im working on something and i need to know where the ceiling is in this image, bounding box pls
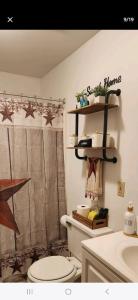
[0,30,98,78]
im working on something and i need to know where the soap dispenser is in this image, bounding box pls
[124,201,136,235]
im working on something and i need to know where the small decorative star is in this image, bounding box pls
[30,249,39,263]
[0,105,14,122]
[10,258,23,274]
[88,158,99,178]
[23,102,36,118]
[43,111,55,126]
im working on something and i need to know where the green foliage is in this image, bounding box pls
[75,90,86,102]
[75,84,109,102]
[92,84,108,97]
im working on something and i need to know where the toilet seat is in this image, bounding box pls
[27,256,77,283]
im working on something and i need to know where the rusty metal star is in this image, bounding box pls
[43,111,55,126]
[0,105,14,122]
[23,102,36,118]
[0,178,31,234]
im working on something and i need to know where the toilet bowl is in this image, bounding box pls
[27,215,113,282]
[27,256,81,283]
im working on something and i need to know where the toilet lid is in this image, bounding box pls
[29,256,75,281]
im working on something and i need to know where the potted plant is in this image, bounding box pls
[92,84,109,104]
[75,90,89,107]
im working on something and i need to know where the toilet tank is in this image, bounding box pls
[67,222,91,261]
[61,215,113,262]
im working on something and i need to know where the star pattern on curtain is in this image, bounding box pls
[0,105,14,122]
[30,249,40,263]
[10,258,23,274]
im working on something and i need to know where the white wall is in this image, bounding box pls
[0,71,41,126]
[0,31,138,232]
[0,71,40,96]
[41,30,138,231]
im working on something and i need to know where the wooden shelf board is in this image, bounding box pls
[67,147,116,150]
[68,103,118,114]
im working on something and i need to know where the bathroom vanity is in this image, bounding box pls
[81,231,138,282]
[81,246,124,282]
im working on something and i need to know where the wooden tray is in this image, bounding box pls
[72,210,108,229]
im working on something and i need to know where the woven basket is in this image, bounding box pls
[72,210,108,229]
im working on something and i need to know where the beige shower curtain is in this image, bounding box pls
[0,125,67,281]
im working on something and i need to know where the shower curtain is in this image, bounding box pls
[0,96,67,281]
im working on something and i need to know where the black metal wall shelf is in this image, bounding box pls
[67,89,121,163]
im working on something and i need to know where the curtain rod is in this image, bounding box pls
[0,91,65,104]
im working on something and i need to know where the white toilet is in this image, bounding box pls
[27,215,112,282]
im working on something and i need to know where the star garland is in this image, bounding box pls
[43,110,56,126]
[0,97,63,125]
[23,102,36,118]
[0,105,14,122]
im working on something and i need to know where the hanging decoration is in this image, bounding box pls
[0,93,64,127]
[43,109,56,126]
[0,105,14,122]
[87,157,99,179]
[23,102,36,118]
[0,178,31,233]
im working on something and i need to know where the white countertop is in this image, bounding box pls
[81,231,138,282]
